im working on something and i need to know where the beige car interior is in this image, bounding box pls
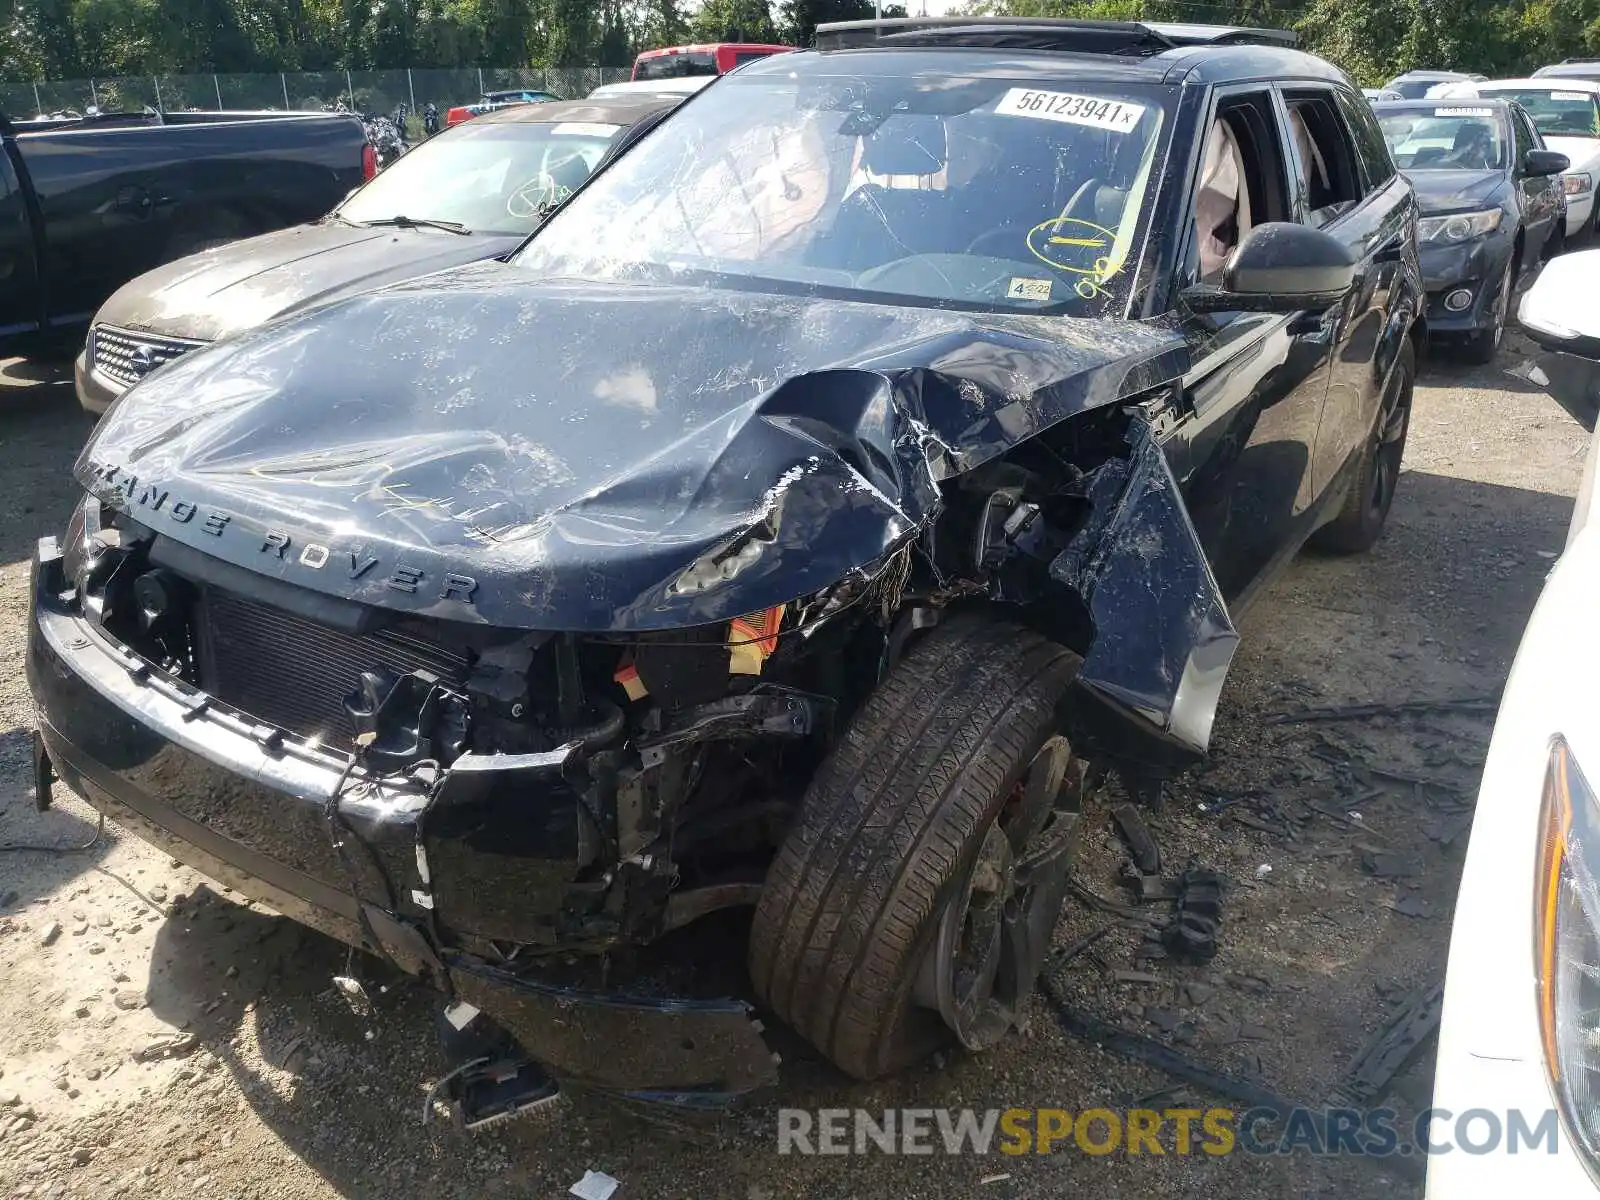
[1196,116,1252,279]
[1288,104,1334,222]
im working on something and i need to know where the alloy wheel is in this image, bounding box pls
[913,736,1084,1051]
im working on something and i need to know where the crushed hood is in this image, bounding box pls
[1404,169,1508,213]
[79,266,1188,630]
[92,222,523,342]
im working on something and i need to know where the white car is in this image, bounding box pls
[1433,77,1600,238]
[1428,249,1600,1196]
[586,76,715,101]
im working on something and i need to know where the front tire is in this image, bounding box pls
[749,617,1083,1080]
[1460,254,1515,365]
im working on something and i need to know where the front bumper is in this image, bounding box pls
[1426,1042,1591,1197]
[1567,190,1595,238]
[26,537,777,1100]
[1421,235,1516,337]
[74,351,123,416]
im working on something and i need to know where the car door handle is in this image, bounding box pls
[1288,305,1342,341]
[114,185,152,214]
[1372,237,1403,264]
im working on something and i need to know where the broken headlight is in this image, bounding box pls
[61,494,133,625]
[1536,737,1600,1172]
[61,494,94,600]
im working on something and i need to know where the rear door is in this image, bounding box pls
[16,122,178,330]
[1281,85,1409,506]
[1170,86,1336,608]
[0,133,42,340]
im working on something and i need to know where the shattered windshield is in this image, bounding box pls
[514,71,1174,314]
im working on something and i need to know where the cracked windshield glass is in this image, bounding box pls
[514,70,1173,314]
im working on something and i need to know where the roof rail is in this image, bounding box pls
[813,16,1297,54]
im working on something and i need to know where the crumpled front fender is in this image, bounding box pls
[1051,421,1239,765]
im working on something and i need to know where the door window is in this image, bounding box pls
[1335,90,1397,190]
[1192,92,1291,284]
[1510,107,1536,165]
[1283,92,1364,228]
[1518,108,1546,152]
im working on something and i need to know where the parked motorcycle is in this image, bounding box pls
[360,113,409,170]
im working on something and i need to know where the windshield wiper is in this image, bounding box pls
[359,215,471,235]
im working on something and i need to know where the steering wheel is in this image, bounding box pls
[964,227,1032,257]
[1059,177,1109,224]
[506,174,570,220]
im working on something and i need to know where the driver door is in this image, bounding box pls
[1512,106,1562,262]
[1169,86,1335,610]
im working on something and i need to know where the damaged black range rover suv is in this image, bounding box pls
[29,18,1423,1120]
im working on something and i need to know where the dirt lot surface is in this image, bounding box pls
[0,338,1591,1200]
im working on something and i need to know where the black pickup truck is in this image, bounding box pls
[0,109,369,355]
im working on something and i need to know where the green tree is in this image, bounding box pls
[692,0,778,43]
[542,0,597,65]
[779,0,909,46]
[632,0,689,48]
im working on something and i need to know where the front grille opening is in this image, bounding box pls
[193,588,470,750]
[90,324,208,389]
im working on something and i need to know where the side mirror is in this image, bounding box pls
[1182,222,1358,314]
[1524,148,1571,177]
[1520,246,1600,360]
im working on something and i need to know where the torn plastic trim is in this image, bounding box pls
[1051,418,1238,760]
[446,957,778,1098]
[34,547,781,1103]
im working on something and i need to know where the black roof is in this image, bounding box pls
[804,17,1347,87]
[472,95,681,127]
[813,17,1295,53]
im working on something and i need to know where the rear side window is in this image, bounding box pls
[637,53,717,80]
[1335,90,1397,189]
[1283,92,1364,228]
[1388,79,1436,100]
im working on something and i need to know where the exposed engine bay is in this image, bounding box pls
[63,397,1200,945]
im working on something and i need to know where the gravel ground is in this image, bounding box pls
[0,337,1590,1200]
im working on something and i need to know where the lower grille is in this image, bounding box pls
[194,589,470,749]
[89,324,209,389]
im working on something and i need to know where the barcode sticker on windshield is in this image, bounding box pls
[995,88,1146,133]
[1434,107,1493,117]
[1554,92,1590,101]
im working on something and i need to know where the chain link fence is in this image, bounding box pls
[1,67,631,134]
